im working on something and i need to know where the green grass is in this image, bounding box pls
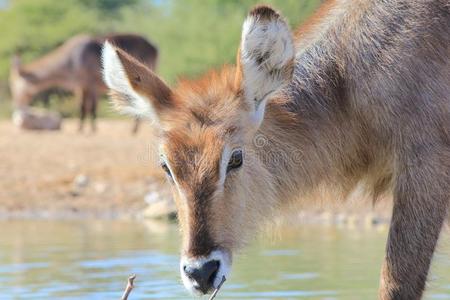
[0,99,12,119]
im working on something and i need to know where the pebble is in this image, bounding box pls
[73,174,90,189]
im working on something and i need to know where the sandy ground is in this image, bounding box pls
[0,119,166,219]
[0,118,393,225]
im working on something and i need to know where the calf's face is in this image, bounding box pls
[163,119,245,294]
[102,5,294,295]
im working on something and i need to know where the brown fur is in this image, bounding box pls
[112,48,173,114]
[294,0,337,40]
[9,33,158,132]
[105,1,450,299]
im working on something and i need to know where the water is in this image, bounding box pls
[0,220,449,300]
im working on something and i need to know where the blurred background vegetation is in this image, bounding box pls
[0,0,321,118]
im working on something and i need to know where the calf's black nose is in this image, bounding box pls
[184,260,219,294]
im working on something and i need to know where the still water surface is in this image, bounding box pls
[0,220,449,300]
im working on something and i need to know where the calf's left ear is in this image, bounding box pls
[237,5,295,126]
[102,41,174,123]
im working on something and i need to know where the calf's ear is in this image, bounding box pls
[102,41,174,123]
[237,5,295,126]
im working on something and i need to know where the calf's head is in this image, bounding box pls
[102,6,294,295]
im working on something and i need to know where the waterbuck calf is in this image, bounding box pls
[10,33,158,132]
[102,1,450,299]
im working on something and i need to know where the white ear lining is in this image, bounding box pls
[101,41,156,120]
[102,41,130,95]
[240,11,294,125]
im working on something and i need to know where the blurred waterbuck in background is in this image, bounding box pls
[102,1,449,299]
[10,33,158,132]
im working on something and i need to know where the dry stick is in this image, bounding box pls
[121,274,136,300]
[208,276,226,300]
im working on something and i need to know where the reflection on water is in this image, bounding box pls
[0,220,448,299]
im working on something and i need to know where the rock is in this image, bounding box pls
[94,182,108,194]
[144,191,161,205]
[142,197,176,220]
[69,190,80,197]
[142,181,176,220]
[321,211,334,224]
[335,213,347,224]
[73,174,90,189]
[12,107,62,130]
[69,174,90,197]
[364,213,376,228]
[346,214,359,229]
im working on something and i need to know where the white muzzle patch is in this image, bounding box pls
[180,249,231,295]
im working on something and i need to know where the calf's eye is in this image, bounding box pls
[227,149,243,173]
[161,162,172,178]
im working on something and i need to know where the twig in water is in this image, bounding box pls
[121,274,136,300]
[208,276,226,300]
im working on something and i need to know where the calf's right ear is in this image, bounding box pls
[237,5,294,127]
[101,41,174,123]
